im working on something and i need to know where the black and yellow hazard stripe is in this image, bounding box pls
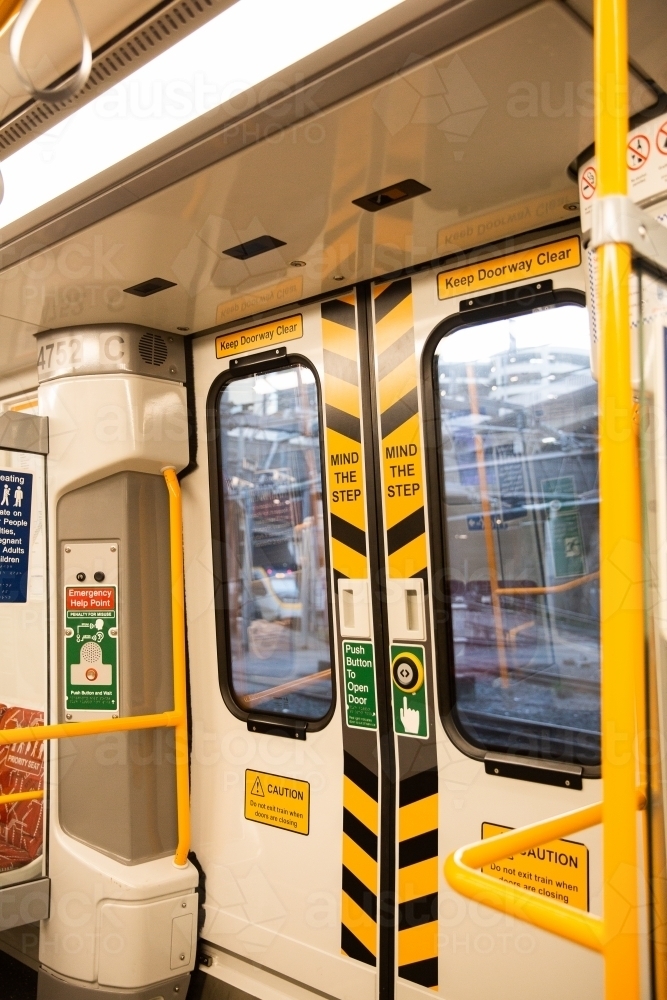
[322,293,367,583]
[321,294,379,967]
[341,750,379,964]
[398,767,439,988]
[373,278,439,989]
[374,278,427,582]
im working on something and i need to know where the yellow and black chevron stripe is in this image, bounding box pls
[321,294,379,967]
[374,278,427,583]
[322,293,368,583]
[373,278,439,989]
[398,767,439,988]
[341,750,379,965]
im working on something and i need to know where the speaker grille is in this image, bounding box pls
[138,332,168,366]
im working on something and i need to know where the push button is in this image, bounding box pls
[94,571,105,582]
[392,652,424,693]
[76,572,86,582]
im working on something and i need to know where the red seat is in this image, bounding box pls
[0,706,44,873]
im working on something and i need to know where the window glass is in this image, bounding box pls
[434,304,599,764]
[218,364,332,721]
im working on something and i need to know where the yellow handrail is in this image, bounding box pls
[445,791,647,954]
[446,2,644,993]
[163,466,191,868]
[0,468,191,868]
[0,789,44,807]
[496,571,599,596]
[0,0,20,38]
[445,803,604,952]
[595,0,643,998]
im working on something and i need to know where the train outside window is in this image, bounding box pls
[433,303,600,765]
[217,363,332,721]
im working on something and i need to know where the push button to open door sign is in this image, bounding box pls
[391,644,428,739]
[65,586,118,713]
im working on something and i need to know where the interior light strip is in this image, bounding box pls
[0,0,405,230]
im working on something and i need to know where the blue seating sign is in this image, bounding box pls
[0,470,33,603]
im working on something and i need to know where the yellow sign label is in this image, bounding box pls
[215,314,303,360]
[245,769,310,835]
[216,276,303,325]
[437,236,581,301]
[482,822,589,911]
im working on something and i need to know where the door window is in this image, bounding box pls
[216,363,333,721]
[431,303,600,765]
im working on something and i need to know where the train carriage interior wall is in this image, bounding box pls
[0,0,663,999]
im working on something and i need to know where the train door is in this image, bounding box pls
[370,231,604,1000]
[186,293,394,998]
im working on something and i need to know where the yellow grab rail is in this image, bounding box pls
[446,2,644,997]
[164,466,191,868]
[0,789,44,807]
[0,0,20,37]
[445,792,647,954]
[595,0,643,996]
[0,468,191,867]
[445,803,604,952]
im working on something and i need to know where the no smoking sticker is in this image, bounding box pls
[657,121,667,156]
[627,134,650,171]
[580,166,596,200]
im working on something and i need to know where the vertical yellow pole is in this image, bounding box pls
[467,367,509,686]
[594,1,642,997]
[163,466,191,868]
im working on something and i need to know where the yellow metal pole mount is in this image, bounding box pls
[594,0,642,996]
[163,466,191,868]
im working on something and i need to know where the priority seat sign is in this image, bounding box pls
[0,470,32,603]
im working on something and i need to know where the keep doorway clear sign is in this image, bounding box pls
[343,640,378,730]
[0,470,32,603]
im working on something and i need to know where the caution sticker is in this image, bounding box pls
[482,822,589,911]
[215,314,303,359]
[245,769,310,835]
[437,236,581,300]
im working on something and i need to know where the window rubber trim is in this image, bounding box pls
[206,352,337,732]
[420,287,601,777]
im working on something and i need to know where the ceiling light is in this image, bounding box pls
[333,274,345,281]
[223,235,286,260]
[353,178,431,213]
[0,0,406,230]
[124,277,176,297]
[290,260,307,267]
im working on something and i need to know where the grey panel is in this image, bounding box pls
[36,326,185,384]
[37,967,190,1000]
[0,411,48,455]
[0,921,40,969]
[0,879,49,930]
[188,970,258,1000]
[57,472,177,864]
